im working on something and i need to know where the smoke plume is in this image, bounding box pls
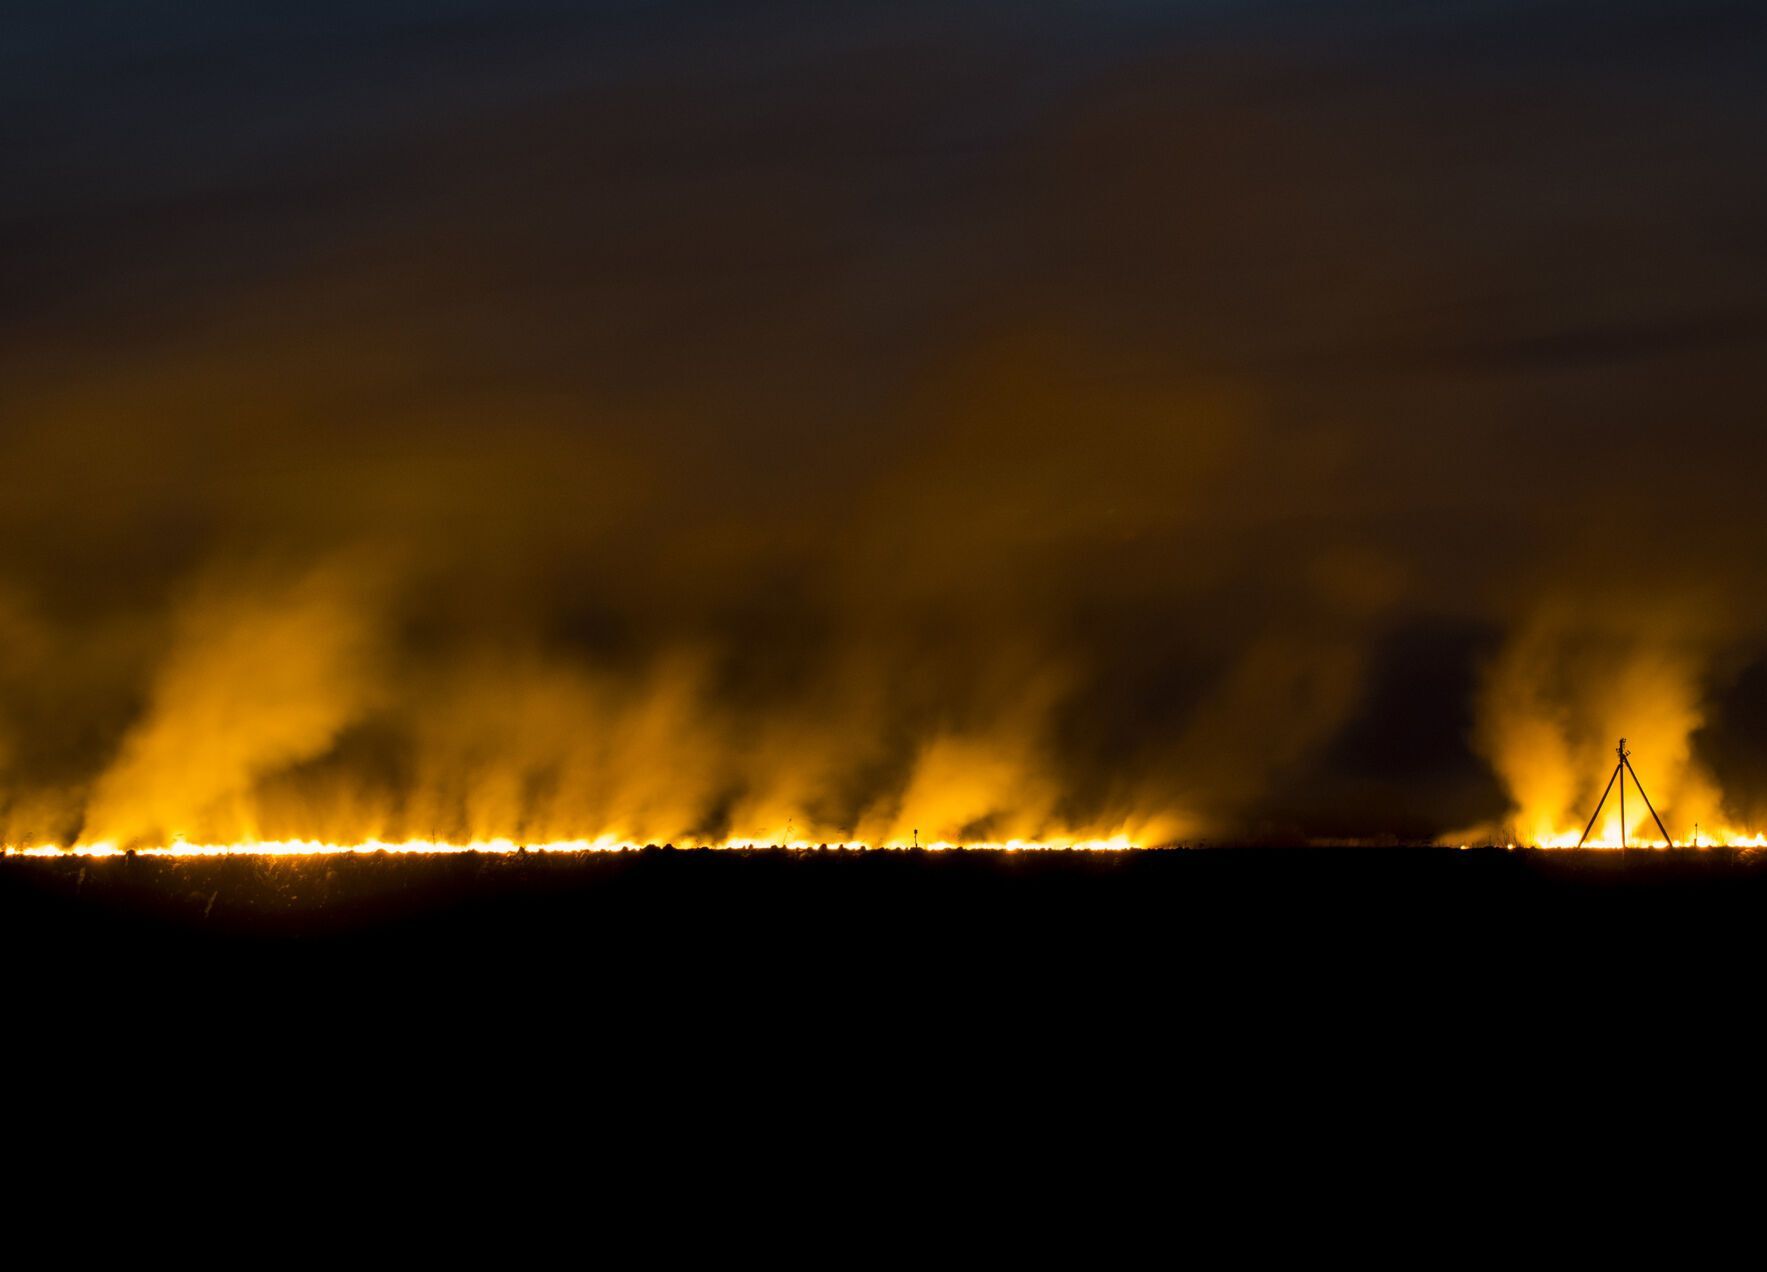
[4,4,1767,846]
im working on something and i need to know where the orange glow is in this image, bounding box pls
[5,834,1145,857]
[1461,605,1748,851]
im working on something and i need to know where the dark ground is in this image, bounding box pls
[9,844,1758,1109]
[7,846,1756,1198]
[8,845,1763,1017]
[10,842,1767,948]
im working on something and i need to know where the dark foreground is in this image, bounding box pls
[8,846,1758,1170]
[9,842,1767,946]
[9,844,1766,985]
[10,846,1763,1071]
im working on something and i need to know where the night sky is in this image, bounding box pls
[5,1,1767,847]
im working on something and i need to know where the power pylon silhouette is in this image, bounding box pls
[1576,737,1674,848]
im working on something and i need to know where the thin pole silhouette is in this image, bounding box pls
[1576,738,1675,848]
[1576,757,1621,849]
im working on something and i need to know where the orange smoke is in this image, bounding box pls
[1,563,1184,854]
[1469,606,1734,847]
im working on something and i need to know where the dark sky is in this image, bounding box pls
[4,1,1767,846]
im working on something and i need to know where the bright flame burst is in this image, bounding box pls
[3,835,1144,858]
[1527,826,1767,850]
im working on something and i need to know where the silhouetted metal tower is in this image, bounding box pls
[1576,738,1675,848]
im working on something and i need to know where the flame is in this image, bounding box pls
[0,566,1191,855]
[1462,602,1755,850]
[1528,821,1767,850]
[5,834,1145,857]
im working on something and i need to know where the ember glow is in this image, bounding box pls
[6,835,1145,857]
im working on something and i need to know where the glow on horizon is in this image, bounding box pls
[3,834,1147,857]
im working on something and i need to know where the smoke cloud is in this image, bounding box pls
[1472,607,1729,845]
[4,3,1767,846]
[80,561,386,846]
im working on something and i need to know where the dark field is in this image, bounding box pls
[9,847,1755,1111]
[10,844,1767,965]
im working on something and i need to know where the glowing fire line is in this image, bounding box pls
[3,835,1145,857]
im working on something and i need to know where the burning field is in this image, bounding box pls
[3,570,1767,856]
[8,5,1767,864]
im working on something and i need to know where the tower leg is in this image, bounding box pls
[1623,757,1676,847]
[1576,761,1623,849]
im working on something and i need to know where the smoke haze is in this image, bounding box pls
[5,2,1767,846]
